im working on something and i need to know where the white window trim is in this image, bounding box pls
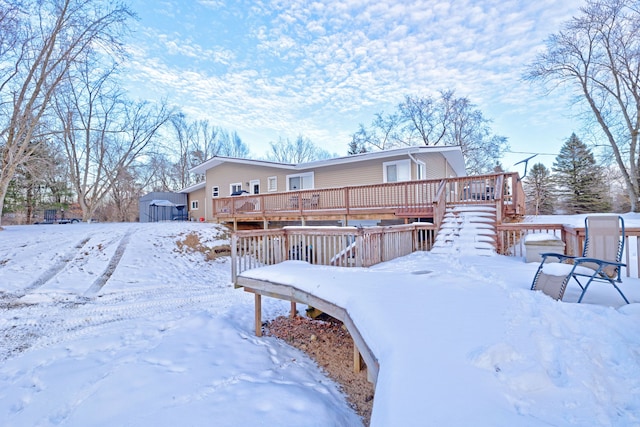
[383,159,411,183]
[417,160,426,180]
[230,182,242,195]
[267,176,277,192]
[190,200,199,210]
[212,186,219,198]
[249,179,260,194]
[286,172,314,191]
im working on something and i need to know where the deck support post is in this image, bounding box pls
[290,301,297,318]
[353,344,362,373]
[255,293,262,337]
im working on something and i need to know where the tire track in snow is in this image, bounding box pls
[84,228,133,296]
[20,237,91,295]
[0,279,246,362]
[0,289,227,361]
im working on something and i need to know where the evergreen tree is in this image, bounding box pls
[552,133,611,213]
[523,163,554,215]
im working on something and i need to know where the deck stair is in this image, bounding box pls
[431,205,497,256]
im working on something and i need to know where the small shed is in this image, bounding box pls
[139,192,188,222]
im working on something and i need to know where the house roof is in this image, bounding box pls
[300,146,466,174]
[189,146,466,176]
[189,157,295,175]
[178,181,206,194]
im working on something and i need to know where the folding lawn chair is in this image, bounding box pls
[531,215,628,304]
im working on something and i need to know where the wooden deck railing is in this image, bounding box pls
[496,223,566,257]
[215,172,526,221]
[233,221,640,281]
[497,223,640,279]
[231,223,437,283]
[439,173,524,218]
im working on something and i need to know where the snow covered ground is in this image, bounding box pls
[1,218,639,426]
[0,223,360,426]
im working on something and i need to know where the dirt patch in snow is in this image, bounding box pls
[175,232,230,261]
[265,315,375,426]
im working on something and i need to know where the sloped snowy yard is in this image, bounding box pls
[0,223,360,426]
[1,219,639,426]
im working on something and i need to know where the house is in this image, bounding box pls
[182,146,466,226]
[179,182,206,221]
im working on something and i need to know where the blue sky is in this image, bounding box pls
[123,0,585,172]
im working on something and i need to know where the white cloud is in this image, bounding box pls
[124,0,585,157]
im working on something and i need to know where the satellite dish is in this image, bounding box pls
[514,154,538,180]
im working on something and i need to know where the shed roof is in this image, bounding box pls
[149,199,185,207]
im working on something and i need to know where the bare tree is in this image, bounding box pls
[53,57,173,221]
[168,114,194,190]
[399,93,450,146]
[167,115,220,189]
[351,91,508,173]
[218,130,250,158]
[526,0,640,211]
[352,112,402,151]
[444,96,509,175]
[190,119,220,166]
[0,0,133,227]
[141,152,176,192]
[267,135,333,163]
[108,165,143,222]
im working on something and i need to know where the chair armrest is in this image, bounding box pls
[573,257,626,281]
[573,257,626,267]
[540,252,573,262]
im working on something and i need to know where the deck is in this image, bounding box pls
[214,172,525,227]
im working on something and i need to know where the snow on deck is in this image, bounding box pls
[240,252,640,427]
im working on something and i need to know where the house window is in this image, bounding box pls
[230,183,242,195]
[267,176,277,192]
[417,161,426,180]
[387,164,398,182]
[250,179,260,194]
[286,172,314,191]
[212,186,219,198]
[383,160,411,183]
[190,200,199,210]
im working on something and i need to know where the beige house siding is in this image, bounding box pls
[206,163,292,197]
[307,160,381,188]
[303,153,457,188]
[187,186,206,220]
[203,153,459,199]
[413,152,456,179]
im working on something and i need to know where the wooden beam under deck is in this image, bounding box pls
[238,276,379,384]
